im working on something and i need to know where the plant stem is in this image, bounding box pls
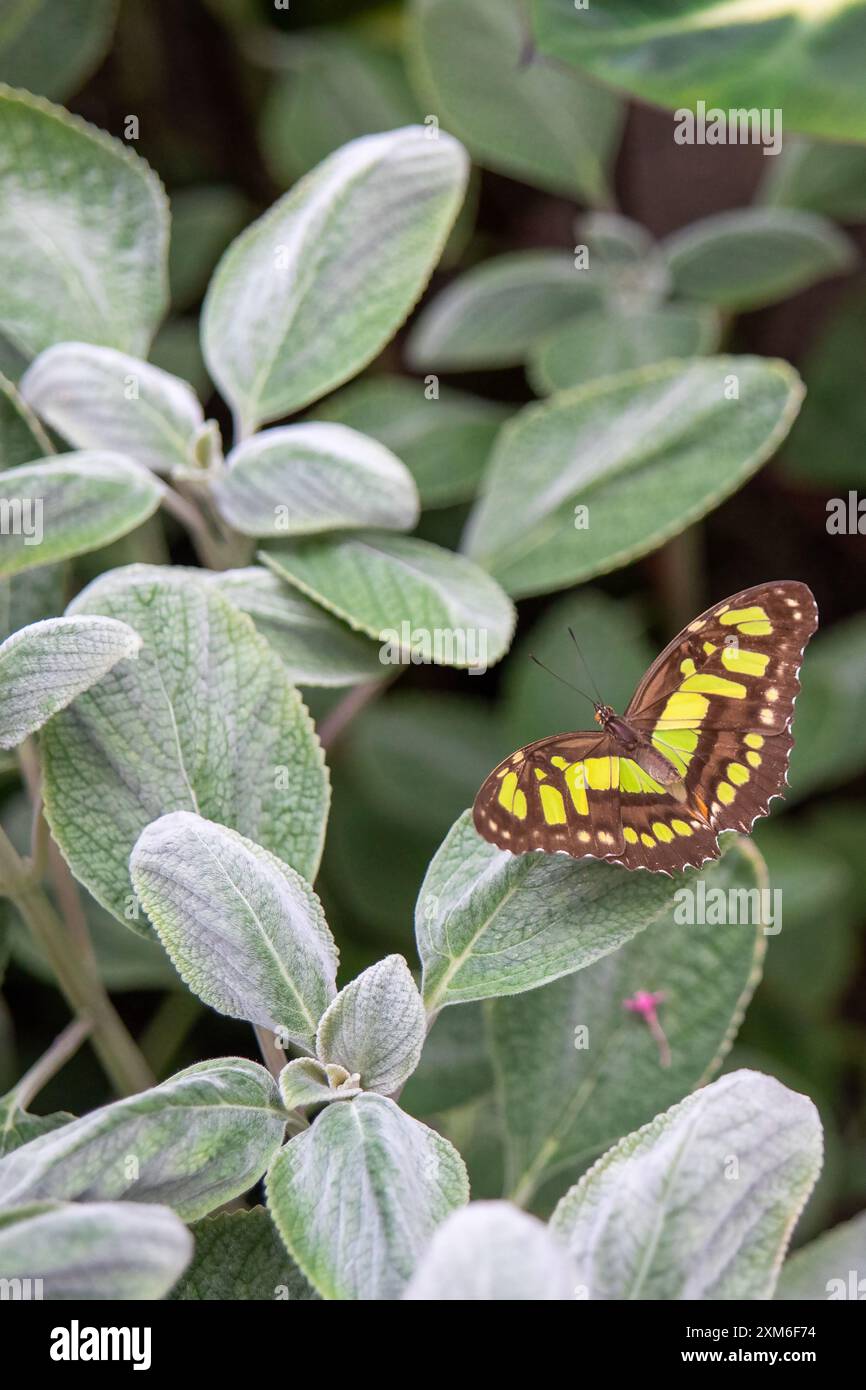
[12,1018,92,1111]
[0,827,154,1097]
[318,677,393,751]
[254,1024,285,1081]
[160,482,229,570]
[139,992,203,1079]
[20,741,95,961]
[161,478,255,571]
[253,1026,307,1136]
[28,785,49,883]
[231,406,250,447]
[509,1142,559,1210]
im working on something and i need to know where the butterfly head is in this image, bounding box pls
[594,703,616,727]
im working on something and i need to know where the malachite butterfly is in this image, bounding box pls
[473,581,818,874]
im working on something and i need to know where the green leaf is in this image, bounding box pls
[316,955,426,1095]
[490,841,766,1208]
[576,212,671,311]
[0,370,53,467]
[0,1200,192,1301]
[170,1206,318,1301]
[313,374,509,509]
[408,0,621,203]
[775,1211,866,1300]
[213,423,419,538]
[0,334,28,384]
[21,343,206,475]
[0,1,118,102]
[262,532,515,670]
[319,691,508,942]
[400,1003,493,1117]
[258,29,420,186]
[753,820,857,1018]
[405,252,601,371]
[202,126,469,432]
[528,304,720,395]
[403,1200,577,1300]
[168,184,252,312]
[663,209,856,311]
[532,0,866,144]
[131,811,338,1045]
[266,1093,468,1300]
[786,613,866,801]
[462,356,803,599]
[720,1044,843,1247]
[807,801,866,920]
[0,1057,287,1220]
[439,164,480,270]
[0,85,168,359]
[418,810,719,1011]
[578,211,656,268]
[0,615,141,749]
[41,566,329,925]
[760,136,866,221]
[550,1069,823,1300]
[435,1093,504,1199]
[0,452,163,578]
[1,789,179,992]
[782,289,866,488]
[0,562,65,645]
[0,1100,74,1159]
[279,1057,361,1110]
[204,566,382,688]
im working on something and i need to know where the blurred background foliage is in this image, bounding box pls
[1,0,865,1240]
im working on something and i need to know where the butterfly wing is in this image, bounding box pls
[472,730,625,858]
[625,580,818,839]
[473,581,818,875]
[603,758,722,873]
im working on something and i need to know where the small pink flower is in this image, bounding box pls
[623,989,671,1067]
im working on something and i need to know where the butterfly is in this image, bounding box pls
[473,581,818,874]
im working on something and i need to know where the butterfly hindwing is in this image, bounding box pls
[473,732,624,858]
[474,736,718,870]
[615,811,721,873]
[607,759,720,872]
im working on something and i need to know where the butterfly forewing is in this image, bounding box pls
[625,581,818,845]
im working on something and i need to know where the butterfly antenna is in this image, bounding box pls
[567,626,604,705]
[529,654,597,711]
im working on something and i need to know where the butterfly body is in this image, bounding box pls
[473,581,818,874]
[594,705,687,794]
